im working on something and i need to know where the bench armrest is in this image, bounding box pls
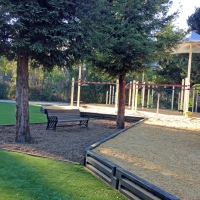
[40,107,46,114]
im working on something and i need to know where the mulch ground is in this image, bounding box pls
[0,120,131,164]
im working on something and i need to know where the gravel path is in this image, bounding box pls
[90,107,200,200]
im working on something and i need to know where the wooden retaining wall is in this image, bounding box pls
[85,150,180,200]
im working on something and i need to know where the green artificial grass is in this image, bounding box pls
[0,150,126,200]
[0,102,46,125]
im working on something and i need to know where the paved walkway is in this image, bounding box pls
[0,100,69,106]
[1,100,199,118]
[79,103,200,119]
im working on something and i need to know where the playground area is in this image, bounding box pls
[79,103,200,130]
[70,77,200,119]
[93,121,200,200]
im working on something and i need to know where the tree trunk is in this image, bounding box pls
[15,53,31,143]
[117,74,126,129]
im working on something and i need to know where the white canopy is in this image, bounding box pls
[172,31,200,113]
[173,31,200,54]
[172,31,200,84]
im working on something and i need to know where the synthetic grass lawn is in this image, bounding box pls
[0,150,127,200]
[0,102,46,125]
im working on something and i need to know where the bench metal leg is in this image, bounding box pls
[47,116,58,131]
[79,120,89,127]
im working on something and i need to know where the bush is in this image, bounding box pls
[0,82,15,99]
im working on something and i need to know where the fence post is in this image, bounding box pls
[134,81,139,112]
[131,80,136,113]
[109,85,112,104]
[171,86,175,110]
[151,85,154,108]
[195,90,198,112]
[147,82,150,108]
[112,86,115,104]
[142,82,145,109]
[77,64,82,108]
[180,79,184,111]
[106,91,108,104]
[70,78,74,108]
[128,81,132,108]
[156,93,160,117]
[115,80,119,113]
[192,88,195,112]
[184,77,189,114]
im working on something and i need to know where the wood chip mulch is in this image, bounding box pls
[0,120,131,164]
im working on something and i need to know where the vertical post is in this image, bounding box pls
[171,86,175,110]
[134,81,139,112]
[183,78,186,112]
[187,43,192,85]
[112,86,115,104]
[131,80,136,113]
[77,64,82,108]
[115,79,119,113]
[109,85,112,104]
[192,88,195,113]
[147,82,150,108]
[128,81,132,108]
[180,79,184,111]
[195,88,199,112]
[142,82,145,109]
[141,72,145,105]
[151,85,154,108]
[157,93,160,117]
[70,78,74,108]
[184,77,189,113]
[178,92,180,111]
[106,91,108,104]
[187,77,190,113]
[195,90,198,112]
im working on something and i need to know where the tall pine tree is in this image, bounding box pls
[0,0,87,143]
[87,0,184,128]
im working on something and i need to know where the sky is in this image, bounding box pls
[169,0,200,30]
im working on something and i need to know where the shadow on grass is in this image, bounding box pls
[0,150,126,200]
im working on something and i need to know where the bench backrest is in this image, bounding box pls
[45,109,81,120]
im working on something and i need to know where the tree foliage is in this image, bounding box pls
[86,0,183,75]
[156,54,188,84]
[0,0,87,68]
[156,54,200,85]
[187,7,200,33]
[85,0,184,128]
[0,56,16,76]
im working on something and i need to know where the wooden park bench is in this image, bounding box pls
[41,107,89,131]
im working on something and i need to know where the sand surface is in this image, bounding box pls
[88,105,200,200]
